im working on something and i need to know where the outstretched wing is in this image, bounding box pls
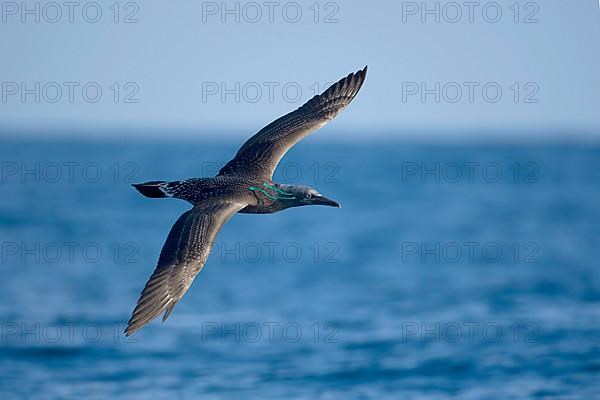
[218,66,367,180]
[125,200,245,336]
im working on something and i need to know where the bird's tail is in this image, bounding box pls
[132,181,177,198]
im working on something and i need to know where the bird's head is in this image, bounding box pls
[273,184,340,209]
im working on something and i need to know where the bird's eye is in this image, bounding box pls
[306,193,312,199]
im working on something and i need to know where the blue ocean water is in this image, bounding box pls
[0,138,598,399]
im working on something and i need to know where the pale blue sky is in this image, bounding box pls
[0,0,599,140]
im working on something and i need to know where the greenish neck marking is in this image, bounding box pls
[249,182,296,200]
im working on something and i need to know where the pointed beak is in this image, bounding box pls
[314,196,341,208]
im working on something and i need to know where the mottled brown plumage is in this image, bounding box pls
[125,66,367,336]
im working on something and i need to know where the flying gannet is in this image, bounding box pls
[125,66,367,336]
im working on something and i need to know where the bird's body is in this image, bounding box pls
[125,66,367,336]
[134,176,326,213]
[136,176,262,206]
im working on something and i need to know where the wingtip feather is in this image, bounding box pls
[162,302,176,322]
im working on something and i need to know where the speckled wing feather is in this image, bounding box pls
[218,66,367,180]
[125,201,245,336]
